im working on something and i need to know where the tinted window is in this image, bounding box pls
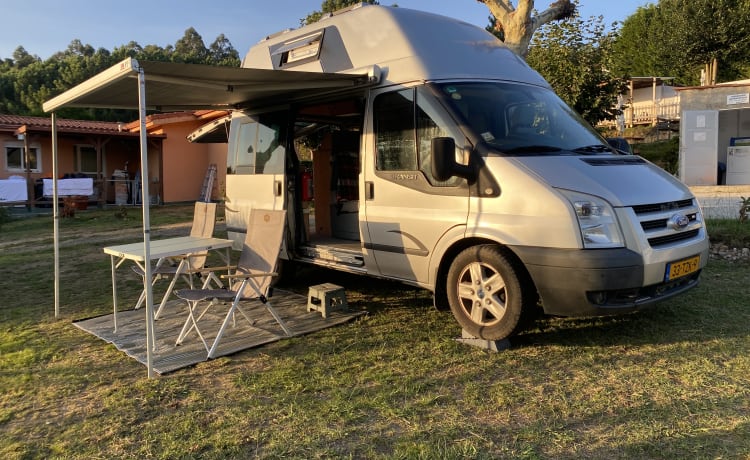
[374,88,464,187]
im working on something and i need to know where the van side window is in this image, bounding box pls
[255,124,285,174]
[232,121,258,174]
[374,89,417,171]
[374,88,464,187]
[228,119,285,175]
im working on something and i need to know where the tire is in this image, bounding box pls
[446,245,535,340]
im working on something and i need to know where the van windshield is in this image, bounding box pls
[435,82,612,156]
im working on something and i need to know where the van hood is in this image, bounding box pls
[512,155,693,207]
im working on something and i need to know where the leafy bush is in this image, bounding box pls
[706,218,750,248]
[636,137,679,174]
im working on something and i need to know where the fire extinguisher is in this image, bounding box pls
[301,169,313,202]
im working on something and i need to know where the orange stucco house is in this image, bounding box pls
[122,110,228,204]
[0,111,227,207]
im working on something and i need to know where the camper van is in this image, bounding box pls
[203,4,709,340]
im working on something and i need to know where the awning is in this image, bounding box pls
[43,58,379,112]
[43,57,379,378]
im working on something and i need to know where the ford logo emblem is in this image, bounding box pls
[669,214,690,230]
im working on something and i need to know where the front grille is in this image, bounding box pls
[629,199,703,248]
[632,199,694,215]
[648,229,700,247]
[641,219,668,231]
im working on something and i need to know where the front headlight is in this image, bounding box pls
[559,190,624,248]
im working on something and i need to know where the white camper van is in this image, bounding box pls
[202,4,709,340]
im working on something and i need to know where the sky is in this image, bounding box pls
[0,0,655,61]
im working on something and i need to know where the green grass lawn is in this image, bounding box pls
[1,205,748,459]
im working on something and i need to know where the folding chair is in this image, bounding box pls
[132,201,219,318]
[174,209,292,358]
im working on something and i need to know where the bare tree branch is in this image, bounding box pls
[479,0,576,58]
[476,0,514,27]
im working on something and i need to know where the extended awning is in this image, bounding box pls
[43,58,380,112]
[44,57,379,378]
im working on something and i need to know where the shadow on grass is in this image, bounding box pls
[277,261,749,352]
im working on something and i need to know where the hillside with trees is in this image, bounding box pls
[611,0,750,85]
[0,28,240,120]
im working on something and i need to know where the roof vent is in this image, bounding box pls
[272,30,325,68]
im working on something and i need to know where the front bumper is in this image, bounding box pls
[510,246,705,317]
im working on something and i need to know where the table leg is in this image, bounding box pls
[111,255,118,332]
[145,260,157,352]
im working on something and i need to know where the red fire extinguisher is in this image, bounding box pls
[301,169,313,202]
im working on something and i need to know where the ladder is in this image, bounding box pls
[199,163,217,202]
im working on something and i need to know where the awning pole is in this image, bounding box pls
[52,113,60,319]
[137,66,155,379]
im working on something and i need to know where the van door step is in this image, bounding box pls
[298,243,364,267]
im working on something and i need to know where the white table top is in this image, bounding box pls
[103,236,233,262]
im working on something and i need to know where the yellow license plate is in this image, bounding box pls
[664,255,701,281]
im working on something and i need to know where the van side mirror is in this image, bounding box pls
[432,137,474,181]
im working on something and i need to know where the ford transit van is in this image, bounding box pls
[202,4,709,340]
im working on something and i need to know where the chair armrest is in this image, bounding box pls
[221,272,277,280]
[192,265,236,274]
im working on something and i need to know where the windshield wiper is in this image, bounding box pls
[572,144,613,154]
[503,145,563,154]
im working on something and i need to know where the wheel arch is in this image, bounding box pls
[432,237,536,311]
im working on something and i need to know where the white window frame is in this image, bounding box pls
[75,144,99,177]
[4,141,41,173]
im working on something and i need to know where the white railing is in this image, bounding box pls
[624,97,681,126]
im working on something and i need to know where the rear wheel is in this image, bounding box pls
[447,245,535,340]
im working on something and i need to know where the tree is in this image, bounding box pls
[613,0,750,85]
[302,0,379,25]
[173,27,209,64]
[11,47,39,69]
[208,34,240,67]
[478,0,576,57]
[0,26,245,118]
[526,5,626,125]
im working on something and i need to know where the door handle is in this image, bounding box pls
[274,180,282,196]
[365,181,374,200]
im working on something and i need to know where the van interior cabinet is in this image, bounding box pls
[312,142,332,237]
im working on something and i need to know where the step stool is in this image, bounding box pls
[307,283,348,318]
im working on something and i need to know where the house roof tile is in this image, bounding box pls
[0,111,226,137]
[0,114,132,136]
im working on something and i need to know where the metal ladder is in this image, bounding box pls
[199,163,217,202]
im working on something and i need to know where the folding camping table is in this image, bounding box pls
[103,236,233,349]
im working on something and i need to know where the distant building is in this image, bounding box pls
[601,77,680,134]
[0,111,227,207]
[623,77,680,128]
[677,79,750,186]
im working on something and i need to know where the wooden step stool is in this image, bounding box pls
[307,283,348,318]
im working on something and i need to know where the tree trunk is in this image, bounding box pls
[478,0,575,58]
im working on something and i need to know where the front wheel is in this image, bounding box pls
[446,245,536,340]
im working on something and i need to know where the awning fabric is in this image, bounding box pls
[43,58,379,112]
[43,57,378,378]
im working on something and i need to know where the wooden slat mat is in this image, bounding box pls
[74,289,363,374]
